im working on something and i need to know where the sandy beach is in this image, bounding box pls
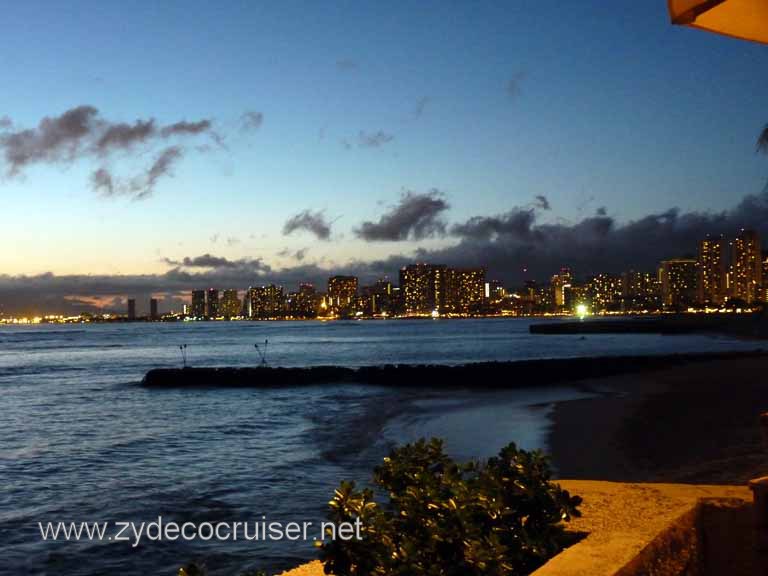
[550,355,768,484]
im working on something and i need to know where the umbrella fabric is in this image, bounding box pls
[669,0,768,44]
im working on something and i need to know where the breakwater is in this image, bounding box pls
[141,350,768,388]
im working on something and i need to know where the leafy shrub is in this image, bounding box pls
[178,562,266,576]
[319,438,581,576]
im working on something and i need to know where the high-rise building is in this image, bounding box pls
[247,285,284,318]
[220,289,241,318]
[327,276,358,315]
[445,268,485,314]
[286,283,318,318]
[206,288,219,318]
[729,229,762,303]
[563,284,588,313]
[621,270,660,311]
[659,259,698,308]
[399,264,447,315]
[127,299,136,321]
[698,235,726,305]
[149,298,158,320]
[551,268,572,309]
[763,252,768,303]
[587,273,622,312]
[485,280,506,305]
[190,290,206,317]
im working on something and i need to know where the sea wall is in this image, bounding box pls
[141,350,768,388]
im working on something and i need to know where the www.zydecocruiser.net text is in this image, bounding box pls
[38,516,363,548]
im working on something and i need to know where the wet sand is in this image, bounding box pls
[550,356,768,484]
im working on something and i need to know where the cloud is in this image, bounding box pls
[0,106,217,195]
[449,209,537,242]
[0,105,98,174]
[160,120,212,137]
[94,119,156,154]
[89,146,183,200]
[0,253,416,316]
[336,59,358,71]
[162,253,270,271]
[758,124,768,154]
[413,97,430,119]
[282,210,333,240]
[534,195,550,211]
[240,111,264,132]
[357,130,394,148]
[142,146,182,198]
[434,188,768,284]
[278,247,309,261]
[355,190,450,241]
[90,168,115,196]
[507,71,526,99]
[0,116,12,128]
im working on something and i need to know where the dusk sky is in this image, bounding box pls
[3,1,768,314]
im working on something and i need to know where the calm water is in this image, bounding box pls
[0,318,762,575]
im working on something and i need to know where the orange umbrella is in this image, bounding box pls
[668,0,768,44]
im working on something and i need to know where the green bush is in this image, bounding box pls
[178,562,266,576]
[319,438,581,576]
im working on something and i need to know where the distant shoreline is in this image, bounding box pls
[3,310,761,325]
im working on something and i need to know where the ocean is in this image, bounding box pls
[0,318,760,575]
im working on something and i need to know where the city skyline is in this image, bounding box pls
[2,2,768,315]
[8,225,766,320]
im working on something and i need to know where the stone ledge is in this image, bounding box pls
[278,480,752,576]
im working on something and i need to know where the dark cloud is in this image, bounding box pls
[413,97,430,119]
[162,253,270,271]
[89,146,183,200]
[240,111,264,132]
[0,254,413,316]
[758,124,768,154]
[282,210,333,240]
[357,130,394,148]
[534,195,550,211]
[90,168,115,196]
[596,206,607,216]
[94,119,156,154]
[434,189,768,284]
[141,146,183,199]
[0,105,98,174]
[449,209,537,242]
[507,71,526,99]
[278,247,309,261]
[0,116,12,129]
[336,59,358,71]
[355,190,450,241]
[0,106,216,195]
[160,120,212,137]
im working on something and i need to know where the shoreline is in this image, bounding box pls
[548,355,768,484]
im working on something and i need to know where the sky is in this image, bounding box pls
[2,1,768,314]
